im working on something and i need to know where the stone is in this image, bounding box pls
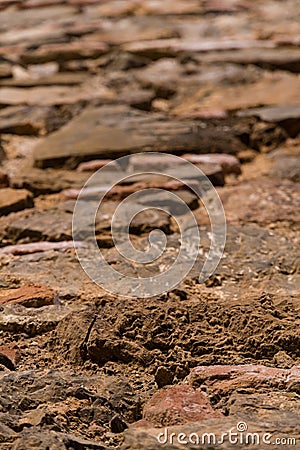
[207,47,300,73]
[0,188,33,215]
[202,0,246,13]
[11,167,90,195]
[142,385,222,427]
[154,366,174,388]
[0,344,20,370]
[0,61,11,78]
[109,415,128,433]
[238,105,300,138]
[0,105,64,135]
[132,189,199,214]
[0,72,88,87]
[187,364,300,395]
[83,18,177,46]
[127,153,186,172]
[183,153,241,176]
[227,391,300,429]
[18,408,46,427]
[11,429,108,449]
[123,39,275,58]
[134,59,181,97]
[0,284,54,307]
[0,421,17,444]
[172,73,300,116]
[219,178,300,227]
[0,250,92,297]
[33,105,242,168]
[0,241,83,255]
[0,84,115,107]
[269,156,300,183]
[20,41,109,64]
[4,209,73,243]
[118,88,155,110]
[77,159,116,172]
[129,209,171,235]
[0,368,136,448]
[0,17,65,45]
[0,304,77,336]
[0,170,9,187]
[52,306,98,363]
[1,1,300,448]
[237,149,258,163]
[122,415,300,449]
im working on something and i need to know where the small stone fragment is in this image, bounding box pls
[0,344,20,370]
[0,241,84,255]
[143,385,222,427]
[183,153,241,176]
[154,366,174,388]
[77,159,116,172]
[0,188,33,215]
[110,415,128,433]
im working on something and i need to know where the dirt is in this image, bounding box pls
[0,0,299,449]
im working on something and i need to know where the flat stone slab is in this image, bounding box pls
[183,153,241,176]
[11,167,91,195]
[33,105,242,168]
[0,284,54,307]
[187,364,300,394]
[172,73,300,116]
[0,84,115,107]
[238,105,300,122]
[0,188,33,215]
[0,72,88,87]
[0,241,83,255]
[198,47,300,73]
[20,41,109,64]
[123,38,276,58]
[0,304,75,336]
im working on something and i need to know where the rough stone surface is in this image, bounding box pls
[0,1,300,448]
